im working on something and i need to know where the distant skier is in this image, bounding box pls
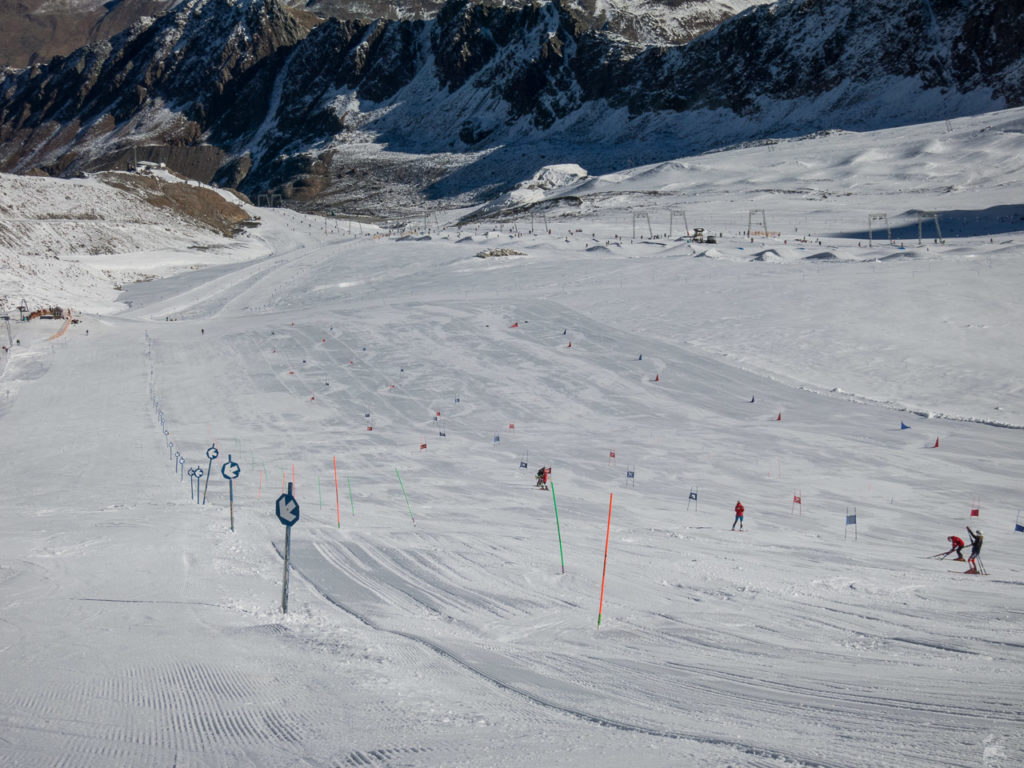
[536,466,550,490]
[942,535,965,561]
[732,500,745,531]
[965,527,983,573]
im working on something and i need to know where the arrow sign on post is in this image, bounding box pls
[221,455,241,532]
[276,482,299,613]
[276,486,300,526]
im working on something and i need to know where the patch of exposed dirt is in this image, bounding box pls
[96,171,253,237]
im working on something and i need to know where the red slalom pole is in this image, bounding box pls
[334,456,341,528]
[598,493,613,627]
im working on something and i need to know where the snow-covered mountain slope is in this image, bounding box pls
[1,0,1021,213]
[0,168,256,313]
[2,107,1023,768]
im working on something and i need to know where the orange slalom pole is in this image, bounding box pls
[334,456,341,528]
[597,493,613,627]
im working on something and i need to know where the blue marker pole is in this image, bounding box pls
[194,467,203,505]
[275,482,300,613]
[221,455,241,532]
[203,443,218,504]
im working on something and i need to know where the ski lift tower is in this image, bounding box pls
[632,211,653,239]
[916,211,943,245]
[0,298,13,348]
[669,209,689,238]
[868,213,891,246]
[746,209,768,238]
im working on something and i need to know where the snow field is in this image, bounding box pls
[1,110,1023,766]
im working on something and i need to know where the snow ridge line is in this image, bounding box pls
[701,345,1024,430]
[277,541,842,768]
[793,385,1024,431]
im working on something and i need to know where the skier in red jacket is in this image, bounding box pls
[732,500,744,530]
[943,535,965,561]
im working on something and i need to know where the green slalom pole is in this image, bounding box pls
[395,468,416,525]
[550,481,565,574]
[348,477,355,517]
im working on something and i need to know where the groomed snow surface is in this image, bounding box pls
[2,109,1023,767]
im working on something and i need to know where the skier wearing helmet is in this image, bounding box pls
[943,535,965,561]
[965,527,984,574]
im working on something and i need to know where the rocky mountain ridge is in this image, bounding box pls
[0,0,756,68]
[1,0,1022,214]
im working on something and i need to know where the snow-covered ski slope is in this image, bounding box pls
[1,109,1023,767]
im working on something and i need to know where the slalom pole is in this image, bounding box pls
[318,473,322,509]
[598,493,613,627]
[334,456,341,528]
[550,481,565,574]
[348,477,355,516]
[395,468,415,525]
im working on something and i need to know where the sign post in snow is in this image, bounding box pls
[203,443,218,504]
[276,482,299,613]
[221,455,241,531]
[193,467,203,505]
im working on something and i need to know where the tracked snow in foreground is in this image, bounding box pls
[1,109,1023,767]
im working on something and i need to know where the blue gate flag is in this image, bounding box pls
[689,490,698,501]
[900,422,910,429]
[1015,523,1024,533]
[846,513,857,525]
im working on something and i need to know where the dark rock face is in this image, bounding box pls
[1,0,1022,212]
[0,0,737,70]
